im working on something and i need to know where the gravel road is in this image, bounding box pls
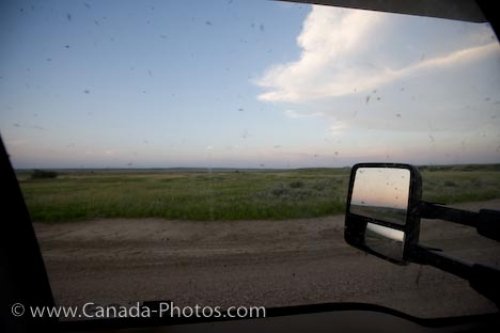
[34,200,500,319]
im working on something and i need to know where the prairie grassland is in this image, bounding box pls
[18,168,348,222]
[17,165,500,222]
[420,165,500,204]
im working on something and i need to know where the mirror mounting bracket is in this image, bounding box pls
[419,201,500,241]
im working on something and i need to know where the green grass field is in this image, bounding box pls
[17,165,500,222]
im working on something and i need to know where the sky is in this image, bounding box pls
[1,0,499,169]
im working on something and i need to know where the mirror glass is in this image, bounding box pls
[350,168,411,225]
[364,222,405,261]
[348,167,411,262]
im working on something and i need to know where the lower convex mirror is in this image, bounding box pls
[344,163,422,264]
[365,222,405,261]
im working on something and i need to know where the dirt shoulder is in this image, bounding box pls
[33,199,500,318]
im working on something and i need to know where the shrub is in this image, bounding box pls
[443,180,457,187]
[31,169,58,179]
[271,186,289,197]
[289,180,304,189]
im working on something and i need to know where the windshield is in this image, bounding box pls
[1,0,500,319]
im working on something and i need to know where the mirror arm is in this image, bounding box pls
[418,201,477,227]
[410,245,500,307]
[468,263,500,308]
[419,202,500,242]
[477,209,500,241]
[410,245,472,280]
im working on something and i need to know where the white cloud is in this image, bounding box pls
[284,109,323,118]
[329,121,348,132]
[253,5,500,164]
[256,5,497,103]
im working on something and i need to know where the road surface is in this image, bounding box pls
[34,200,500,319]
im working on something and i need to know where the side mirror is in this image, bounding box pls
[344,163,422,264]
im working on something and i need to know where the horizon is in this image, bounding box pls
[14,162,500,172]
[1,0,500,169]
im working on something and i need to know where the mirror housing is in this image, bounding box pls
[344,163,422,264]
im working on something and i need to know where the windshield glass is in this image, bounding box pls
[1,0,500,319]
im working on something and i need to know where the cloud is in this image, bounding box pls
[330,121,348,132]
[284,109,323,118]
[256,5,497,103]
[252,4,500,165]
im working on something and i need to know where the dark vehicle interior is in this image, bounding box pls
[2,0,500,332]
